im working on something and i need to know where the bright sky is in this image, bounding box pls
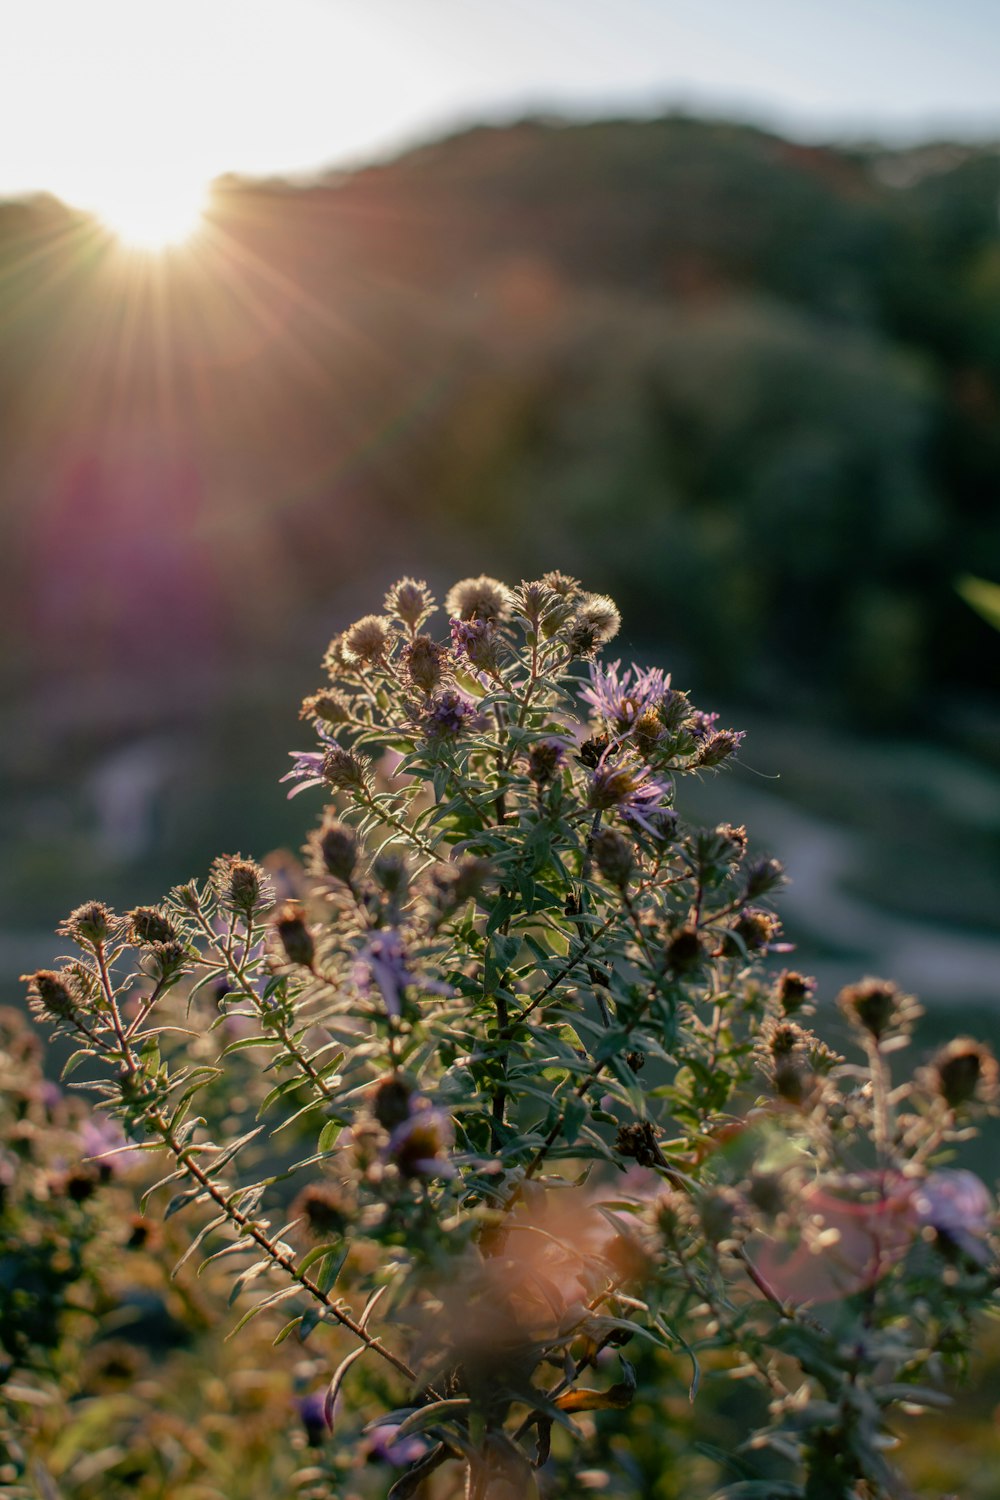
[4,0,1000,238]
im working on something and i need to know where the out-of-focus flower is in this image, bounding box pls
[752,1166,994,1304]
[365,1422,429,1466]
[297,1390,330,1446]
[384,1101,454,1177]
[353,930,452,1017]
[79,1116,134,1176]
[912,1169,993,1264]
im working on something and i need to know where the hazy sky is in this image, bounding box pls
[5,0,1000,220]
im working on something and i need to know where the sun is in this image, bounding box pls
[95,178,210,251]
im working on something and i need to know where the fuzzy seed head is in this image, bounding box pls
[384,577,435,630]
[444,574,513,623]
[342,614,392,665]
[127,906,177,946]
[60,901,115,947]
[300,689,353,726]
[930,1038,999,1110]
[404,634,447,695]
[837,976,920,1042]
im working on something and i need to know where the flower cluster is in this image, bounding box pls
[18,571,1000,1500]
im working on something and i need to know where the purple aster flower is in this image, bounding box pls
[297,1390,330,1446]
[581,659,669,735]
[589,751,673,836]
[424,689,488,740]
[79,1116,134,1176]
[450,617,503,676]
[688,709,719,740]
[353,929,452,1017]
[366,1422,429,1466]
[912,1169,993,1264]
[281,749,327,799]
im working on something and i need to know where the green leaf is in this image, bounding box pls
[957,573,1000,631]
[394,1397,471,1439]
[297,1241,344,1277]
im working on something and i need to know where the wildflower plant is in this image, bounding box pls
[18,572,1000,1499]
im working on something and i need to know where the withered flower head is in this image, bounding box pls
[299,689,353,726]
[774,969,816,1015]
[695,729,746,769]
[667,928,703,973]
[341,614,392,665]
[431,856,493,911]
[404,634,448,695]
[526,737,567,786]
[615,1120,663,1167]
[370,1074,414,1130]
[22,968,83,1025]
[59,901,115,947]
[321,745,370,791]
[384,577,435,630]
[928,1038,999,1111]
[726,907,783,955]
[744,855,786,899]
[211,854,271,916]
[372,850,409,898]
[444,574,513,623]
[291,1181,350,1239]
[837,976,921,1043]
[127,906,177,946]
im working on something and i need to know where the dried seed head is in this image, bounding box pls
[127,906,177,946]
[775,969,816,1015]
[299,689,353,726]
[667,928,703,973]
[404,634,447,695]
[695,729,746,768]
[22,969,83,1025]
[211,855,270,916]
[372,850,409,898]
[321,745,370,791]
[726,907,783,955]
[341,614,392,665]
[59,902,115,947]
[144,941,189,985]
[291,1182,350,1239]
[716,823,749,860]
[625,1049,646,1073]
[837,976,920,1042]
[615,1120,663,1167]
[526,737,567,786]
[929,1038,999,1110]
[370,1074,414,1130]
[744,855,786,899]
[384,577,435,630]
[274,902,315,968]
[444,574,513,623]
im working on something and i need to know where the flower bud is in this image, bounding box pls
[275,902,315,968]
[314,819,358,883]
